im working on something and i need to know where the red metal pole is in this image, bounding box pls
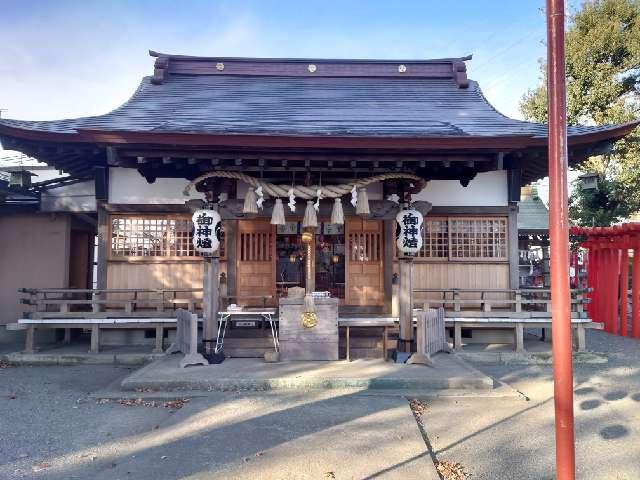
[632,248,640,338]
[620,248,628,336]
[546,0,576,477]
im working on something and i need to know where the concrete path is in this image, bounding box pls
[420,329,640,479]
[0,364,439,479]
[121,354,493,391]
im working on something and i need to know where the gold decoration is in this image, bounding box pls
[301,311,318,328]
[216,62,225,71]
[301,230,314,244]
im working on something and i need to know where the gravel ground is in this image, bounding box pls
[1,329,638,479]
[0,364,176,479]
[422,329,640,480]
[0,363,436,480]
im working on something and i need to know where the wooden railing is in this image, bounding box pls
[19,288,273,319]
[412,288,590,317]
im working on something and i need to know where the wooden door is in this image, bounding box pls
[69,230,91,289]
[236,220,276,305]
[345,218,384,306]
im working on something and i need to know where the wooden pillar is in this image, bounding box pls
[398,255,414,352]
[383,219,395,314]
[508,202,520,289]
[96,202,108,312]
[632,248,640,338]
[225,220,237,300]
[620,248,629,336]
[203,256,220,353]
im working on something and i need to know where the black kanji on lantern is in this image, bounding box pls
[197,237,213,249]
[196,213,213,225]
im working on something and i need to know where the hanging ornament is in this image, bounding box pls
[302,200,318,228]
[287,188,296,212]
[255,185,264,210]
[350,185,357,208]
[243,187,258,214]
[314,188,323,212]
[270,198,286,225]
[356,187,370,215]
[330,197,344,225]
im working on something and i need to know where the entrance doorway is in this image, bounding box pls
[274,222,346,299]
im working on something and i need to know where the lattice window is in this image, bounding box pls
[414,216,507,261]
[449,217,507,260]
[239,231,273,261]
[419,218,449,259]
[110,216,225,259]
[348,231,381,262]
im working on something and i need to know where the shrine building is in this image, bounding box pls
[0,51,635,355]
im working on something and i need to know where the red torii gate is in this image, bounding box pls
[571,223,640,338]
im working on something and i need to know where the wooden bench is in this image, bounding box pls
[446,317,603,352]
[337,314,603,358]
[9,318,179,354]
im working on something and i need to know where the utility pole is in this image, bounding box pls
[546,1,576,479]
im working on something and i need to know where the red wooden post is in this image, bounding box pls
[546,0,576,477]
[633,248,640,338]
[586,246,594,318]
[611,249,620,335]
[620,248,629,336]
[607,248,616,332]
[591,247,600,323]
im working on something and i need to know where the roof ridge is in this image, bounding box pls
[148,50,473,64]
[149,51,471,88]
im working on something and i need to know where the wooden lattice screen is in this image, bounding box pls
[109,215,226,259]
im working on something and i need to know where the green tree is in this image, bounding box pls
[520,0,640,226]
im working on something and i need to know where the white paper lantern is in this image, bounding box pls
[396,209,423,255]
[192,209,222,254]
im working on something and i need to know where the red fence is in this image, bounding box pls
[572,224,640,337]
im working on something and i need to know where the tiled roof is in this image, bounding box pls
[0,62,627,139]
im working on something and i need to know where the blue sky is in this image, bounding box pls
[0,0,559,123]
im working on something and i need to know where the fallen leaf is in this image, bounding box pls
[435,460,468,480]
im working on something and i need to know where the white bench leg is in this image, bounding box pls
[90,325,100,353]
[576,325,586,352]
[454,324,463,350]
[24,327,35,354]
[514,324,525,353]
[153,326,164,353]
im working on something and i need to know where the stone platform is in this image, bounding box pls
[120,353,494,392]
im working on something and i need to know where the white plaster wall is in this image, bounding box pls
[108,168,204,204]
[41,180,96,212]
[412,171,508,207]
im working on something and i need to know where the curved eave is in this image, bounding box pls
[1,120,637,151]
